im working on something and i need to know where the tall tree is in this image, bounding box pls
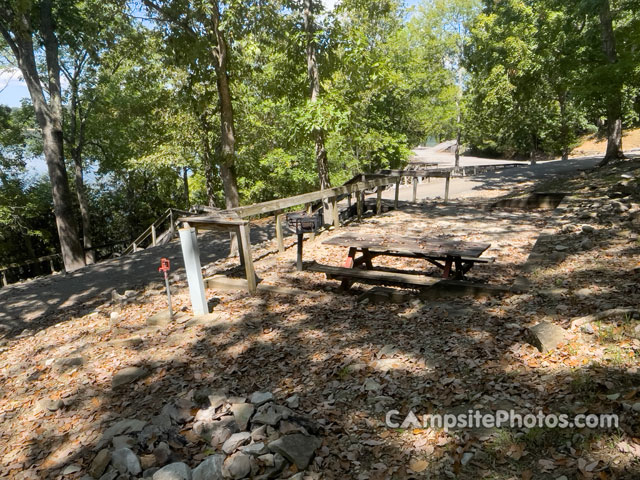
[597,0,624,163]
[0,0,86,271]
[302,0,331,192]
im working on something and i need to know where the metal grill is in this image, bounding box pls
[286,211,322,234]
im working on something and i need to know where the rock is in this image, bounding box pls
[253,404,290,426]
[207,392,227,410]
[53,356,84,373]
[112,434,135,450]
[279,420,305,435]
[112,448,142,475]
[285,395,299,409]
[110,312,120,326]
[251,425,267,441]
[527,322,568,353]
[152,462,191,480]
[223,452,251,480]
[112,366,149,388]
[581,323,595,334]
[141,454,157,470]
[364,378,382,392]
[580,238,594,250]
[147,310,173,327]
[62,464,82,475]
[231,403,255,431]
[241,442,268,456]
[581,224,595,233]
[192,455,224,480]
[98,468,118,480]
[222,431,251,454]
[138,424,163,446]
[143,467,160,478]
[461,451,474,466]
[575,287,592,297]
[111,336,143,347]
[124,289,137,298]
[195,415,237,445]
[249,391,274,406]
[112,290,128,303]
[267,433,322,469]
[154,442,172,466]
[38,397,64,412]
[632,403,640,413]
[151,413,173,432]
[97,419,147,448]
[257,454,274,467]
[89,449,111,479]
[554,245,569,251]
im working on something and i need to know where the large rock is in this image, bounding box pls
[97,419,147,448]
[249,392,274,406]
[112,366,149,388]
[195,415,237,445]
[147,310,173,327]
[267,433,322,469]
[152,462,191,480]
[112,448,141,475]
[231,403,255,431]
[222,432,251,454]
[89,449,111,479]
[527,321,568,352]
[53,356,84,373]
[252,404,290,426]
[192,455,224,480]
[222,452,251,480]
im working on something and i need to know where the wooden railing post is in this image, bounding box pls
[394,177,400,209]
[275,211,285,253]
[412,177,418,203]
[331,197,339,227]
[170,210,175,238]
[1,270,7,287]
[376,188,382,214]
[444,173,451,203]
[151,225,157,246]
[356,189,363,220]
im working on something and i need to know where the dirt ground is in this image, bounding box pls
[1,159,640,479]
[571,128,640,157]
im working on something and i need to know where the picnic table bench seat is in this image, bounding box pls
[307,261,442,288]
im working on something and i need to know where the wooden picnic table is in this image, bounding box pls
[317,232,492,289]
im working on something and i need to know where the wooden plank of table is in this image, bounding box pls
[323,233,490,258]
[307,262,441,288]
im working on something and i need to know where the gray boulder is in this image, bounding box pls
[152,462,191,480]
[268,433,322,469]
[192,455,224,480]
[222,452,251,480]
[527,321,568,352]
[112,448,141,475]
[111,366,149,388]
[222,432,251,454]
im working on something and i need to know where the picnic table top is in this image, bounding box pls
[322,232,490,258]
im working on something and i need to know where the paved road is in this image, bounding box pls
[0,152,603,336]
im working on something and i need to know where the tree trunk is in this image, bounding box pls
[598,0,624,165]
[182,166,190,208]
[558,91,569,162]
[304,0,331,222]
[73,151,95,264]
[211,1,240,255]
[0,2,85,272]
[304,0,330,189]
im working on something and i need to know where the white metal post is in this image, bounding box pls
[179,227,208,315]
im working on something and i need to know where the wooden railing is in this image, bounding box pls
[0,254,62,287]
[121,208,192,256]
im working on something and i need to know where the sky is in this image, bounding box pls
[0,0,422,107]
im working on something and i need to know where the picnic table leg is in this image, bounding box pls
[362,248,374,270]
[296,233,304,271]
[340,247,358,289]
[442,256,453,278]
[454,257,463,279]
